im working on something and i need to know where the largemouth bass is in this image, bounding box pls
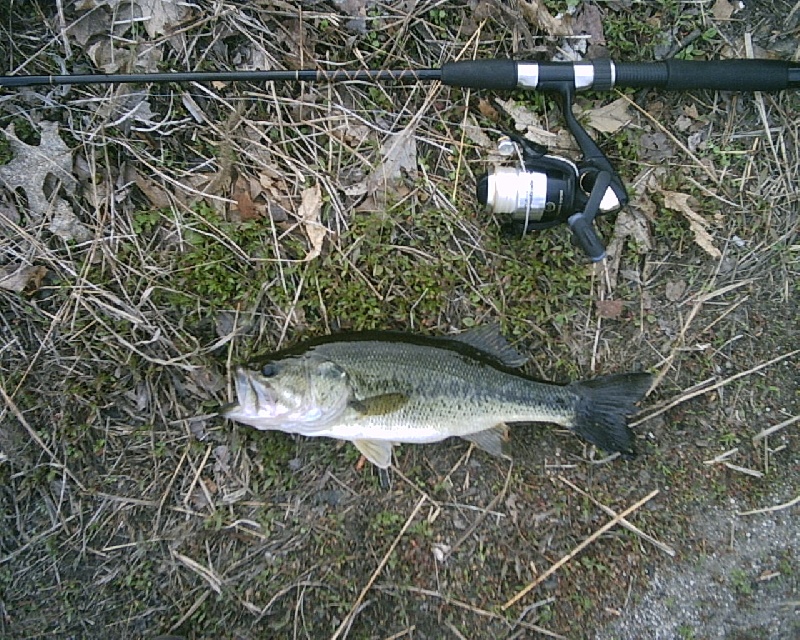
[222,326,652,470]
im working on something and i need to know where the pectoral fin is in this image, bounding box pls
[349,393,408,416]
[461,423,510,458]
[352,439,393,469]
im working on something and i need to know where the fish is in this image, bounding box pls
[222,325,652,470]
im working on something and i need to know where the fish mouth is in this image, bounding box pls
[220,367,277,424]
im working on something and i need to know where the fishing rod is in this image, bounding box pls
[3,58,799,260]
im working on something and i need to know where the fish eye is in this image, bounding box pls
[261,363,278,378]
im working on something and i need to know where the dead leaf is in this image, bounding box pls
[662,191,722,258]
[604,205,653,288]
[0,264,47,293]
[682,104,700,120]
[230,175,260,221]
[494,97,559,147]
[135,0,192,38]
[640,131,675,162]
[0,122,90,241]
[66,6,112,46]
[345,128,418,201]
[296,184,326,261]
[0,198,20,230]
[596,299,625,319]
[366,128,418,192]
[665,279,687,302]
[674,115,693,132]
[128,165,173,209]
[584,97,631,134]
[478,98,501,122]
[573,2,607,57]
[519,0,572,36]
[0,122,74,221]
[463,115,494,150]
[712,0,738,21]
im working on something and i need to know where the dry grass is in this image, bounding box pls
[1,1,798,639]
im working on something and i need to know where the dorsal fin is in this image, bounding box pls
[440,324,528,368]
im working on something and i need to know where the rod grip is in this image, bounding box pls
[615,59,795,91]
[440,60,518,90]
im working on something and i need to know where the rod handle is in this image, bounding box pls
[615,59,800,91]
[440,59,518,90]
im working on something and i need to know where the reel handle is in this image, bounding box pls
[568,213,606,262]
[568,169,613,263]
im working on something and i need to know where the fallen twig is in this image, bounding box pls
[737,495,800,516]
[376,585,565,639]
[502,489,660,610]
[752,414,800,443]
[558,477,675,557]
[633,349,799,427]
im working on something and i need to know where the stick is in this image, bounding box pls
[377,585,565,639]
[446,461,513,558]
[632,349,799,427]
[0,383,86,492]
[330,496,426,640]
[752,414,800,443]
[737,495,800,516]
[558,477,675,557]
[502,489,660,610]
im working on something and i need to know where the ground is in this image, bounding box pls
[0,1,797,639]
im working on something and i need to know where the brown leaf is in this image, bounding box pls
[665,279,687,302]
[584,97,631,134]
[662,191,721,258]
[346,128,418,202]
[596,299,624,319]
[230,176,260,221]
[137,0,192,38]
[604,205,653,288]
[712,0,737,21]
[519,0,572,36]
[0,264,47,293]
[478,98,501,122]
[129,166,173,209]
[297,184,326,261]
[573,2,607,57]
[494,97,559,147]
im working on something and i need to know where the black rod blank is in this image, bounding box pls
[1,59,798,92]
[0,68,442,88]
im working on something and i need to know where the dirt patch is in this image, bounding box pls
[599,503,799,640]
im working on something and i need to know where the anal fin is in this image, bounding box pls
[461,423,510,459]
[352,439,393,469]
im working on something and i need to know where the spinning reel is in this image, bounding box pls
[477,86,627,262]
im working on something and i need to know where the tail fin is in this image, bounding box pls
[568,373,652,455]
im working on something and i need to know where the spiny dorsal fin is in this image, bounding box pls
[349,393,409,416]
[441,324,527,368]
[461,423,510,458]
